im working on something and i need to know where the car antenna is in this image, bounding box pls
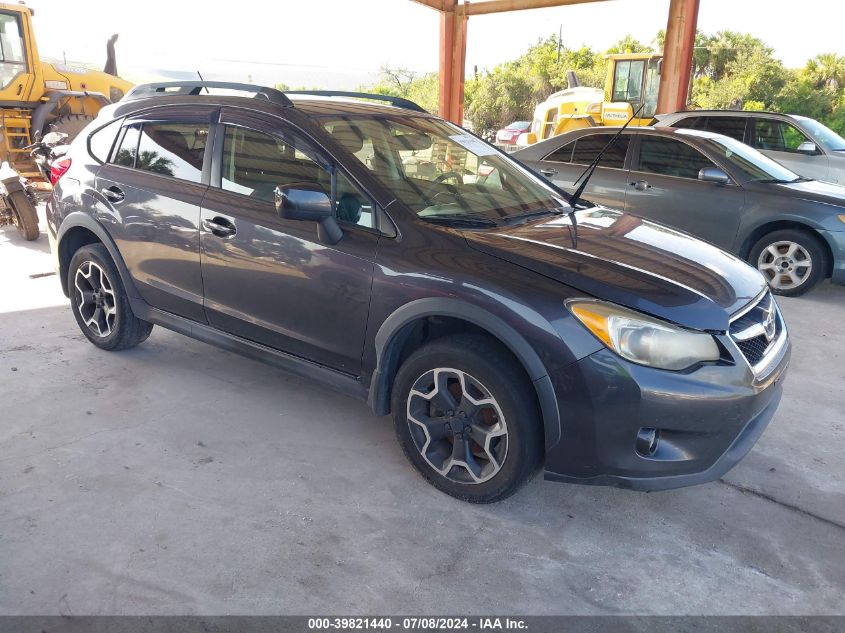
[563,103,644,250]
[196,70,209,93]
[568,102,645,211]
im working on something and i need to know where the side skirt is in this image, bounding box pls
[138,305,368,402]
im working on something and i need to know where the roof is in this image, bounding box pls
[660,109,791,119]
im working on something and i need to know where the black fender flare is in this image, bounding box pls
[32,90,109,137]
[368,297,562,450]
[56,212,144,307]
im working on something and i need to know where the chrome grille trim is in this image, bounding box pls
[728,290,788,379]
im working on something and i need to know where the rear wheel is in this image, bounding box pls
[68,243,153,350]
[749,229,827,297]
[391,334,542,503]
[8,190,39,240]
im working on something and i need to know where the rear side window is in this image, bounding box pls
[135,123,207,183]
[703,117,746,142]
[88,119,122,163]
[113,126,141,168]
[571,135,630,169]
[544,141,574,163]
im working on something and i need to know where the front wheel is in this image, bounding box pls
[391,334,543,503]
[8,190,39,241]
[749,229,827,297]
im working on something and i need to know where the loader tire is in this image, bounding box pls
[49,114,95,142]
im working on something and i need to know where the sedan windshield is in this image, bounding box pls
[687,132,802,183]
[320,115,567,221]
[791,115,845,151]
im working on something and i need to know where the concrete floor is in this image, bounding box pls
[0,211,843,616]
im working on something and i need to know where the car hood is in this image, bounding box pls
[758,178,845,207]
[464,208,766,332]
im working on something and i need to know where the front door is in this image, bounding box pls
[199,110,378,374]
[534,132,631,209]
[624,134,746,250]
[95,107,214,321]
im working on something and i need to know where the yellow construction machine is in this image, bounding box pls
[0,2,132,179]
[520,53,662,145]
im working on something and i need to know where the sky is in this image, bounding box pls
[25,0,845,90]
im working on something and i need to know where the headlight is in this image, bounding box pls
[567,299,720,371]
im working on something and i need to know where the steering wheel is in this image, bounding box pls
[434,170,463,185]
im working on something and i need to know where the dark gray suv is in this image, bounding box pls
[46,82,790,502]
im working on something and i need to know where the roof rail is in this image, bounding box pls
[285,90,427,113]
[123,81,294,108]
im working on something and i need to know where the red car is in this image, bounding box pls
[494,120,530,147]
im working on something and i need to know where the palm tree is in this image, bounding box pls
[805,53,845,91]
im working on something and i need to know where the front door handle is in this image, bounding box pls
[540,167,558,177]
[100,185,125,203]
[203,216,237,238]
[629,180,652,191]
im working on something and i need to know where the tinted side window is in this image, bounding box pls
[221,126,374,230]
[704,116,746,141]
[222,126,326,202]
[753,119,810,152]
[113,125,140,168]
[673,116,707,130]
[544,141,574,163]
[571,135,630,169]
[135,123,207,183]
[88,119,122,163]
[638,137,713,179]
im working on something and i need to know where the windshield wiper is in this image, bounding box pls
[756,177,810,184]
[419,213,499,228]
[501,208,565,224]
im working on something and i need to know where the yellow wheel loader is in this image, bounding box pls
[0,2,132,180]
[519,53,662,146]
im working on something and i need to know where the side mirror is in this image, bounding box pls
[797,141,818,154]
[698,167,730,185]
[275,183,342,244]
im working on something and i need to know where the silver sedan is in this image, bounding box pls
[513,126,845,296]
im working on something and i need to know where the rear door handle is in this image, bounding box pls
[540,168,558,177]
[203,216,237,238]
[100,185,125,203]
[629,180,652,191]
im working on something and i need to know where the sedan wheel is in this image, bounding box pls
[749,229,827,297]
[757,240,812,292]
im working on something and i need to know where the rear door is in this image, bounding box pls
[749,117,830,181]
[533,132,631,208]
[95,106,215,321]
[624,134,746,249]
[199,108,378,374]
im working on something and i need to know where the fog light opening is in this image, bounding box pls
[636,427,660,457]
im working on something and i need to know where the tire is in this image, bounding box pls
[391,333,543,503]
[49,113,95,142]
[749,229,828,297]
[68,243,153,350]
[8,190,39,240]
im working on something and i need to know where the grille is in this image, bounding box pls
[736,334,771,366]
[729,290,783,371]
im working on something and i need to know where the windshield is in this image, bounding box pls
[509,121,531,130]
[791,115,845,151]
[688,132,801,182]
[320,115,567,220]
